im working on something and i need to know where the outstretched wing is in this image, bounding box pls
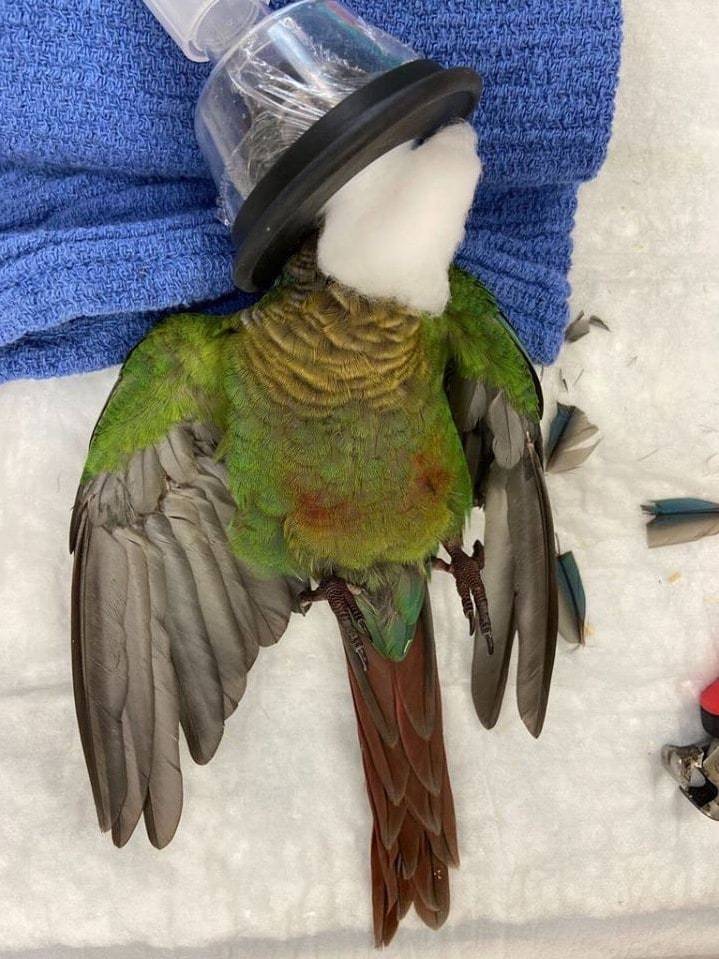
[444,269,558,737]
[70,316,304,849]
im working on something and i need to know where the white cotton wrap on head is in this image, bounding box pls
[317,121,482,315]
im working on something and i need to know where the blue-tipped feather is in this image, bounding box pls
[546,404,573,461]
[642,498,719,548]
[642,499,719,516]
[556,551,586,645]
[546,404,600,473]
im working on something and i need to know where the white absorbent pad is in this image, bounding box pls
[0,4,718,957]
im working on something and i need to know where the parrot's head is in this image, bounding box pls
[316,122,482,317]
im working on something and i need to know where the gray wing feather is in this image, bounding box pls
[73,522,130,832]
[143,511,225,765]
[506,433,557,737]
[71,420,304,848]
[125,446,164,515]
[156,426,199,482]
[445,375,492,502]
[112,533,155,847]
[190,495,261,670]
[141,536,183,849]
[446,373,558,736]
[486,393,525,470]
[165,490,249,717]
[471,466,516,729]
[446,376,487,432]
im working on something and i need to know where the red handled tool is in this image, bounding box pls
[663,678,719,818]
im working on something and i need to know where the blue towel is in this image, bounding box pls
[0,0,621,382]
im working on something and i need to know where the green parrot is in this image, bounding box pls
[70,239,557,946]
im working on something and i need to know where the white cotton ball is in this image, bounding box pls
[317,121,482,315]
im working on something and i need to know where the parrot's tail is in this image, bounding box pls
[340,596,459,947]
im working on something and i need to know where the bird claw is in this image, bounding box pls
[435,539,494,654]
[299,577,370,671]
[348,630,369,672]
[297,591,315,616]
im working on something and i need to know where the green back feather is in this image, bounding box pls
[82,313,230,480]
[445,267,540,420]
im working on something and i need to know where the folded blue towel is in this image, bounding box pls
[0,0,621,382]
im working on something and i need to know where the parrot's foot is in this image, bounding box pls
[434,539,494,654]
[299,577,369,671]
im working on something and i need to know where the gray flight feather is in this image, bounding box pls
[133,531,183,850]
[156,426,199,483]
[112,533,155,847]
[445,375,488,432]
[445,355,558,737]
[506,434,558,737]
[486,392,525,470]
[188,494,260,670]
[471,466,515,729]
[445,370,492,505]
[71,420,305,848]
[143,510,225,766]
[73,522,130,833]
[125,446,164,516]
[163,492,248,717]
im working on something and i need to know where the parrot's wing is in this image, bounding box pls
[70,318,304,849]
[444,268,558,737]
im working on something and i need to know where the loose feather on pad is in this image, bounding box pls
[71,421,304,848]
[642,498,719,548]
[565,312,610,342]
[546,403,601,474]
[556,551,586,645]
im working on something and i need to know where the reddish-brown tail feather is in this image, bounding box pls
[341,599,459,947]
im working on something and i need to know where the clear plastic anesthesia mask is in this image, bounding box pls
[142,0,483,289]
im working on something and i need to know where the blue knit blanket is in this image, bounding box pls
[0,0,621,381]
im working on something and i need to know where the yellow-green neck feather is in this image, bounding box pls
[240,282,427,417]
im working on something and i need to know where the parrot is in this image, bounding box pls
[70,237,557,946]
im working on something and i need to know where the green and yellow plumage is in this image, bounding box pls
[84,258,536,584]
[81,251,538,661]
[71,243,555,943]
